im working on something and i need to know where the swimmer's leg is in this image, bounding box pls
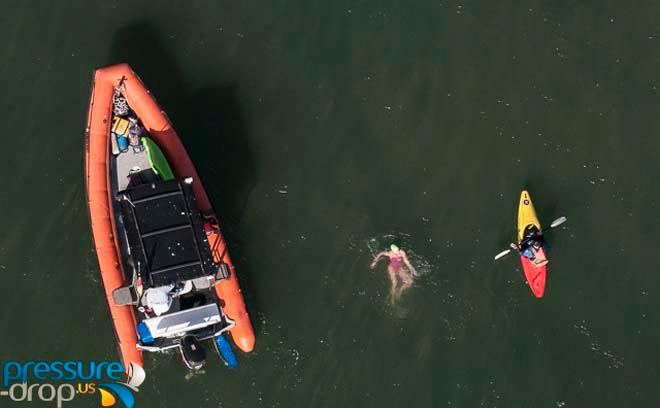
[395,269,414,299]
[387,266,398,304]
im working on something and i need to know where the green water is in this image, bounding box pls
[1,1,659,406]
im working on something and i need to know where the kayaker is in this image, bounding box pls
[510,226,547,262]
[510,242,535,260]
[370,244,419,304]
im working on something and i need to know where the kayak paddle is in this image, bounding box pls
[549,216,567,228]
[494,249,512,260]
[493,216,567,260]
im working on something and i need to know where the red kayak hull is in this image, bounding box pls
[519,250,547,298]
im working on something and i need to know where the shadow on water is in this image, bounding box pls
[106,20,264,332]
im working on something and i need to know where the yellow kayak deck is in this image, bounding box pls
[517,190,541,242]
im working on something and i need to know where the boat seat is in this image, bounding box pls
[173,280,193,297]
[191,263,230,290]
[112,286,139,306]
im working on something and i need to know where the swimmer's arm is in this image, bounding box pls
[402,253,419,276]
[370,252,387,268]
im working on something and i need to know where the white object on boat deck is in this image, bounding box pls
[126,362,146,390]
[142,303,222,339]
[143,285,174,316]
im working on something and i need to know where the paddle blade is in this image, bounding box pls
[494,249,512,260]
[550,216,567,228]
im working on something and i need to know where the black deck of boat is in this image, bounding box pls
[118,178,218,287]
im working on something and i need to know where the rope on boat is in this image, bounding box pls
[113,87,130,116]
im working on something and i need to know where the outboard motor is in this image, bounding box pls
[180,335,206,370]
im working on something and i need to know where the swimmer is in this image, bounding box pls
[370,244,419,303]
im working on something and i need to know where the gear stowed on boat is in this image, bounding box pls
[85,63,255,372]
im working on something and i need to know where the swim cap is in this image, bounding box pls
[390,244,399,251]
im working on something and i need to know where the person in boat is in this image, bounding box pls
[138,283,189,317]
[140,284,175,316]
[127,118,145,153]
[370,244,419,303]
[510,226,548,265]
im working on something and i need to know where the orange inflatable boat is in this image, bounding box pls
[85,63,255,372]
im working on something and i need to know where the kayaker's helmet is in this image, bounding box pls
[390,244,399,252]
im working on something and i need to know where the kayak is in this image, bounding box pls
[517,190,547,297]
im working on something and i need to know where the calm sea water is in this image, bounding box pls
[1,1,659,407]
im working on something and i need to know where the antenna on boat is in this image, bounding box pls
[134,260,140,281]
[122,194,136,208]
